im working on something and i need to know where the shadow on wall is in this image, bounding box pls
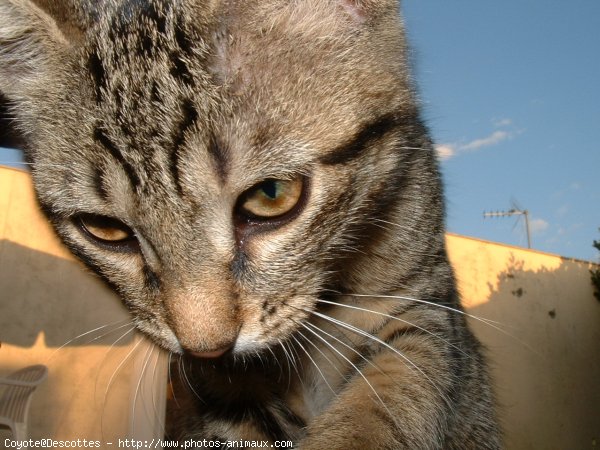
[0,239,132,349]
[0,239,141,441]
[0,167,167,441]
[465,253,600,450]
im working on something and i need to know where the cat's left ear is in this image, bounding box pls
[0,0,70,100]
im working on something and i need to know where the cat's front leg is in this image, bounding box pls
[296,337,496,450]
[297,371,445,448]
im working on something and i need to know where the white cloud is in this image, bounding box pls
[529,218,549,234]
[435,144,455,161]
[461,130,510,151]
[436,129,513,161]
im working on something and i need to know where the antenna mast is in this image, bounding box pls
[483,208,532,249]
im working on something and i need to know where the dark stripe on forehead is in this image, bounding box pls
[208,134,230,182]
[136,3,168,57]
[88,51,106,104]
[142,1,167,35]
[319,114,398,165]
[92,166,110,201]
[170,52,194,86]
[174,21,194,55]
[170,98,198,195]
[93,127,141,188]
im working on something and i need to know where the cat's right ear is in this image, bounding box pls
[0,0,69,100]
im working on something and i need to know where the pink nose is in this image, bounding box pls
[187,345,231,359]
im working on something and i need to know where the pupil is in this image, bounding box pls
[261,180,278,199]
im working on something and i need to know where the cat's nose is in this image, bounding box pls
[187,345,232,359]
[163,284,239,357]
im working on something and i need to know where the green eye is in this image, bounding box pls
[240,177,304,219]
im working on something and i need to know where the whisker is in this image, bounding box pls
[341,293,504,327]
[131,341,156,435]
[267,346,283,372]
[279,337,309,394]
[286,337,306,372]
[179,356,205,405]
[398,146,431,152]
[265,344,284,378]
[298,321,396,422]
[340,293,537,353]
[0,161,71,170]
[281,338,301,377]
[303,321,400,389]
[254,348,266,370]
[168,352,181,410]
[290,332,337,398]
[305,308,446,399]
[282,337,305,386]
[95,324,136,403]
[316,298,470,358]
[277,339,294,391]
[46,319,133,363]
[150,348,168,438]
[103,334,144,400]
[101,335,145,439]
[294,328,347,386]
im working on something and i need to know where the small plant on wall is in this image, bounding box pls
[592,230,600,301]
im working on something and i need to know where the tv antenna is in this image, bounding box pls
[483,200,531,249]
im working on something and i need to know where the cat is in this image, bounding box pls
[0,0,501,448]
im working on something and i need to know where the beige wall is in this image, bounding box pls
[0,167,166,443]
[1,166,599,448]
[447,233,600,449]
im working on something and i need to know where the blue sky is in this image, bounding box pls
[1,1,599,261]
[402,1,600,262]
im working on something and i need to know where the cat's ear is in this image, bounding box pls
[0,0,70,100]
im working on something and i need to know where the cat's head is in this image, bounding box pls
[0,0,444,357]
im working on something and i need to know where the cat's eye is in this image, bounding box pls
[239,177,304,220]
[75,213,138,251]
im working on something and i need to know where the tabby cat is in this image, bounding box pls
[0,0,500,448]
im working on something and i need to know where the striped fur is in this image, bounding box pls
[0,0,500,448]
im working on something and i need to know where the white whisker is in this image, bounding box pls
[342,293,503,327]
[299,321,396,422]
[305,308,446,399]
[304,321,399,388]
[340,292,537,353]
[316,298,470,358]
[265,344,284,376]
[131,342,156,435]
[95,324,136,402]
[103,334,143,400]
[168,353,181,410]
[46,319,133,363]
[101,336,144,439]
[179,357,205,405]
[277,339,294,391]
[290,332,337,397]
[294,329,347,385]
[281,338,301,376]
[149,348,168,438]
